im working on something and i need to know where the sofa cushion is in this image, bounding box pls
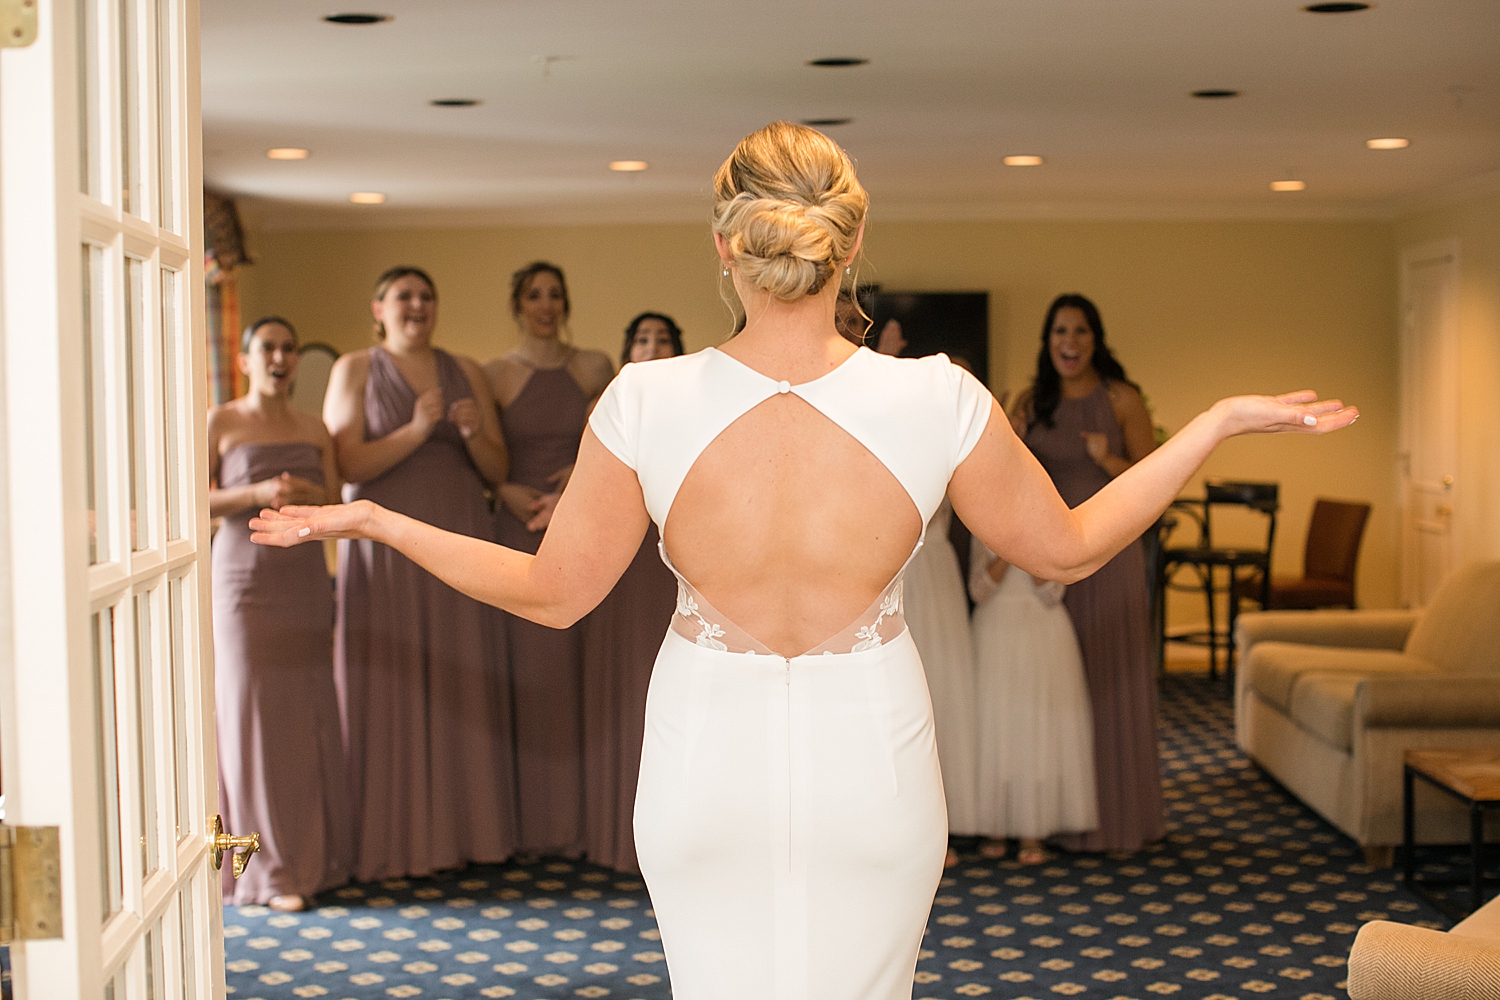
[1453,892,1500,942]
[1246,641,1435,713]
[1404,560,1500,675]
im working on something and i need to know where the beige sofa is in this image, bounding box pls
[1234,561,1500,862]
[1347,893,1500,999]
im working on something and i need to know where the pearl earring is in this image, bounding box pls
[846,265,852,274]
[722,267,729,277]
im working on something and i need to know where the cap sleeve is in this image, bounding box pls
[950,361,993,467]
[587,365,638,470]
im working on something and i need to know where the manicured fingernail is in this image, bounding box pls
[298,527,311,537]
[1303,415,1317,426]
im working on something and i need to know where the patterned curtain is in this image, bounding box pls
[204,192,251,405]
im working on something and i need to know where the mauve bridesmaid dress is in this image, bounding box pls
[214,441,351,904]
[336,346,519,880]
[494,357,590,856]
[1024,381,1165,852]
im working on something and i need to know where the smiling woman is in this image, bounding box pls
[320,266,519,881]
[207,316,350,912]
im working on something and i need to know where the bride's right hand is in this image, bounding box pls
[250,499,380,547]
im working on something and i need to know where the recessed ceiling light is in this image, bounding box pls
[1304,2,1370,12]
[430,98,480,107]
[266,147,310,160]
[349,191,386,204]
[1271,180,1307,192]
[807,57,869,68]
[323,13,391,24]
[1192,89,1240,99]
[801,118,851,127]
[609,160,648,172]
[1366,137,1410,149]
[1003,155,1043,167]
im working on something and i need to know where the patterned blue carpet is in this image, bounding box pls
[223,675,1460,1000]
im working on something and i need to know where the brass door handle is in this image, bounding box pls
[209,815,261,879]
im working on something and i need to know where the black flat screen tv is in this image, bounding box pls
[864,291,990,386]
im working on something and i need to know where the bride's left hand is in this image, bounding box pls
[250,500,379,547]
[1214,391,1359,438]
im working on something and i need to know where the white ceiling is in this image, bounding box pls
[201,0,1500,228]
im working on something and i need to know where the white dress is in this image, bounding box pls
[968,540,1098,839]
[589,346,992,1000]
[903,497,979,834]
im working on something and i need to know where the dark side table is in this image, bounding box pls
[1403,748,1500,920]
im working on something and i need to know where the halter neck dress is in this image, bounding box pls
[336,345,519,880]
[213,441,351,904]
[589,346,991,1000]
[1024,380,1164,852]
[494,354,591,856]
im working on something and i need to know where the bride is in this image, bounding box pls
[252,121,1356,1000]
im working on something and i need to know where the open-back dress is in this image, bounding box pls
[588,346,991,1000]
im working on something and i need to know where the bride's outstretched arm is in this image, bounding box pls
[249,429,651,628]
[948,391,1358,584]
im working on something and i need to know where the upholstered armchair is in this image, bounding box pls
[1347,895,1500,1000]
[1234,561,1500,864]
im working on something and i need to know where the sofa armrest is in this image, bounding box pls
[1237,609,1420,655]
[1357,675,1500,728]
[1347,920,1500,1000]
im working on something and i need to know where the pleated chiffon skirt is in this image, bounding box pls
[634,628,948,1000]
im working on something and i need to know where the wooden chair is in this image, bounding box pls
[1235,498,1371,611]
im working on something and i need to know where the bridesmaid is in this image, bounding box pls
[209,316,350,910]
[580,312,684,872]
[323,266,518,880]
[1012,293,1162,852]
[484,262,614,857]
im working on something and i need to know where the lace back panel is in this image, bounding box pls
[661,536,921,658]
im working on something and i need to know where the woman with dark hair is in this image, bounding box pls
[583,311,685,871]
[210,316,350,910]
[322,266,518,880]
[1010,293,1162,852]
[484,261,615,857]
[621,311,685,364]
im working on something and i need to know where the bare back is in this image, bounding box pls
[588,346,990,658]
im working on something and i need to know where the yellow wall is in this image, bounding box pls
[1393,189,1500,567]
[238,215,1401,611]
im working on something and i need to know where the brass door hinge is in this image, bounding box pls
[0,0,37,48]
[0,825,63,943]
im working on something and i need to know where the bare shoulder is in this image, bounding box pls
[1106,380,1149,417]
[570,348,616,396]
[331,348,372,383]
[292,407,334,445]
[482,353,526,400]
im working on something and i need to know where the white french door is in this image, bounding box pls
[1397,239,1461,609]
[0,0,226,997]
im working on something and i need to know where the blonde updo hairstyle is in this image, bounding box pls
[712,121,869,301]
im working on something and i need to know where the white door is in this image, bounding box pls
[0,0,230,997]
[1397,239,1462,609]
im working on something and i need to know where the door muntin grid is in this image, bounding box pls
[73,0,213,992]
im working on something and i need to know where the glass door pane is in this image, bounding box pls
[83,244,112,563]
[93,608,124,920]
[161,268,183,540]
[123,256,151,551]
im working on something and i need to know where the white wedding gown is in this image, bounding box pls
[589,346,992,1000]
[969,542,1098,839]
[903,497,979,834]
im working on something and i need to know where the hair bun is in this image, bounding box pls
[713,122,868,302]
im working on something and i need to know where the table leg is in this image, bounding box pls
[1403,766,1415,888]
[1204,565,1217,680]
[1226,567,1241,692]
